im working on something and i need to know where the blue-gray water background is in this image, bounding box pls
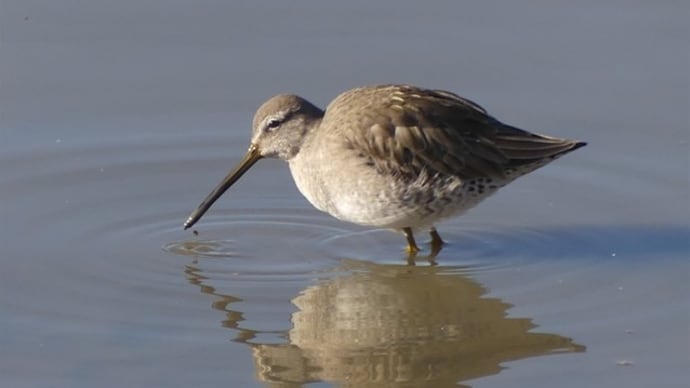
[1,1,688,387]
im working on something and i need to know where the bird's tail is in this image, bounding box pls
[493,124,587,164]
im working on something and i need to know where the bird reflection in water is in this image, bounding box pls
[184,259,584,387]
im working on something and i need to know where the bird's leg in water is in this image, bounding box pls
[403,227,420,255]
[429,227,445,257]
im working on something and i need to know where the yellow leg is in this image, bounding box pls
[429,227,445,257]
[402,227,420,254]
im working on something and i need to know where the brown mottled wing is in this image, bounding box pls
[336,85,581,180]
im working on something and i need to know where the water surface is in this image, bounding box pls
[1,1,688,387]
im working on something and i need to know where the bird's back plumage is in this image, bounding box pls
[323,85,585,182]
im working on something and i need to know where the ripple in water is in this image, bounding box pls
[4,135,684,299]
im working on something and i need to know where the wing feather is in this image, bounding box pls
[327,85,584,180]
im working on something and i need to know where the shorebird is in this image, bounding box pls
[184,85,585,255]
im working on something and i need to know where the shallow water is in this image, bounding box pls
[1,1,688,387]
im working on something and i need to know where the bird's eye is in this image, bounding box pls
[266,119,280,131]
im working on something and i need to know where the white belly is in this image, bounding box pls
[288,152,499,230]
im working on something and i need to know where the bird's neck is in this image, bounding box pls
[296,116,323,151]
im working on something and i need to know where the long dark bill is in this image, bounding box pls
[183,144,262,230]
